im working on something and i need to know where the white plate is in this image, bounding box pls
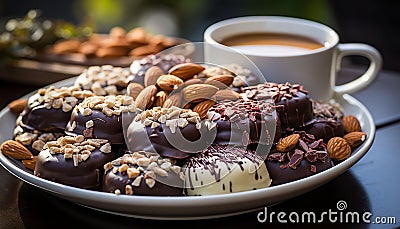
[0,77,375,220]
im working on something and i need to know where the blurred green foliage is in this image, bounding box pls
[72,0,334,38]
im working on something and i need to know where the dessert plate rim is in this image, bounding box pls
[0,77,375,220]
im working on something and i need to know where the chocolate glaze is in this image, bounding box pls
[208,99,280,146]
[127,121,214,159]
[275,91,313,130]
[266,152,333,186]
[20,105,71,132]
[243,82,313,130]
[146,124,201,159]
[34,149,115,189]
[303,118,344,143]
[66,109,132,144]
[129,54,190,85]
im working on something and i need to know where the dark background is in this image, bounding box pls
[1,0,399,71]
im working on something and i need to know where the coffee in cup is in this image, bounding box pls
[221,33,324,56]
[204,16,382,101]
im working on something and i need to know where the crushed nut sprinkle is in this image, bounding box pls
[31,86,93,113]
[76,95,136,116]
[75,65,131,95]
[42,136,110,167]
[14,129,62,152]
[134,106,211,132]
[104,151,181,194]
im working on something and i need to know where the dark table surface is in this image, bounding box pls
[0,66,399,229]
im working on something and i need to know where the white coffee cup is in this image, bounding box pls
[204,16,382,101]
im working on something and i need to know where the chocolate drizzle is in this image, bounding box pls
[208,98,280,145]
[185,145,264,190]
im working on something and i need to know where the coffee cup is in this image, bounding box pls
[204,16,382,101]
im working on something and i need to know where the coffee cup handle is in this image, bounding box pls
[334,43,382,95]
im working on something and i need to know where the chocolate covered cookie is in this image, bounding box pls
[103,151,184,196]
[266,131,334,185]
[129,54,190,85]
[184,144,271,196]
[208,98,280,146]
[66,95,136,144]
[34,135,115,189]
[243,82,313,130]
[126,106,216,159]
[75,65,131,96]
[19,86,93,132]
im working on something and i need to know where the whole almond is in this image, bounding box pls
[101,37,131,49]
[163,93,182,108]
[156,75,184,92]
[126,27,148,44]
[155,91,168,107]
[8,99,28,114]
[215,90,240,101]
[342,115,361,133]
[276,134,300,152]
[53,39,81,54]
[327,137,352,160]
[182,102,192,109]
[129,45,162,57]
[343,132,367,148]
[183,78,203,87]
[96,47,127,58]
[204,75,234,89]
[168,63,205,80]
[144,66,164,87]
[182,84,219,103]
[78,41,98,56]
[135,85,158,110]
[127,82,144,100]
[22,156,37,170]
[109,26,126,38]
[193,100,215,119]
[1,140,33,160]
